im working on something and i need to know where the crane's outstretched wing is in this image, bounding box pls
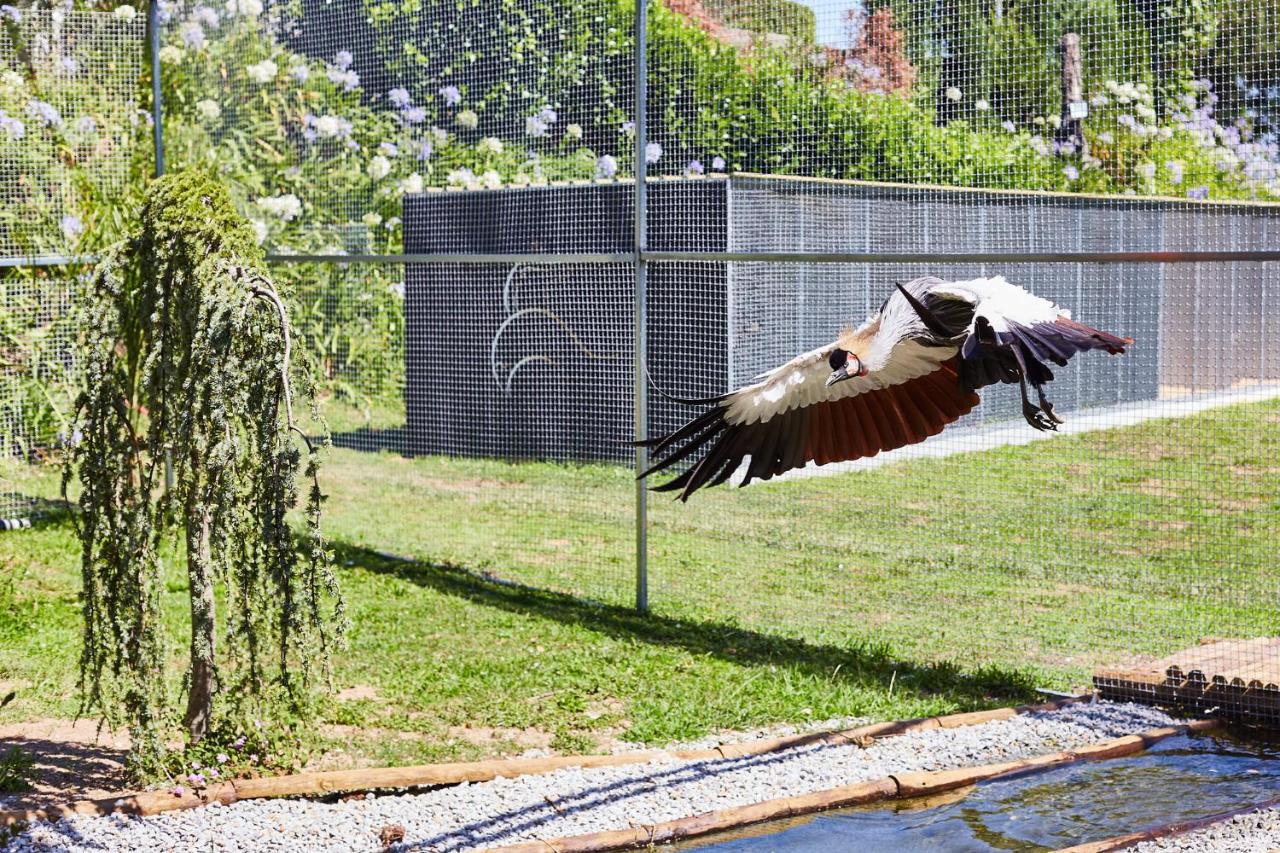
[638,339,978,501]
[902,277,1131,430]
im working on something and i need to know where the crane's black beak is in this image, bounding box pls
[825,355,864,386]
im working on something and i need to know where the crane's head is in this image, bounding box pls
[825,349,867,387]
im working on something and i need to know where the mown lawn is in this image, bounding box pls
[0,396,1275,770]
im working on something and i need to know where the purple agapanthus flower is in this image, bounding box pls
[1186,186,1209,200]
[76,115,96,134]
[334,50,353,71]
[525,115,548,137]
[181,21,205,49]
[402,106,426,124]
[0,110,24,138]
[1062,165,1079,181]
[60,215,83,240]
[326,67,359,92]
[596,154,618,178]
[379,141,398,157]
[416,139,433,161]
[1166,160,1184,185]
[0,5,20,22]
[644,141,661,164]
[621,120,635,134]
[26,99,62,128]
[388,87,411,108]
[193,5,219,27]
[711,156,726,171]
[685,159,704,176]
[439,85,461,107]
[1001,120,1016,133]
[538,106,557,124]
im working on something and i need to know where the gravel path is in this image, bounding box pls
[9,702,1179,852]
[1129,808,1280,852]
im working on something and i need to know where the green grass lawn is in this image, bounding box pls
[0,396,1275,772]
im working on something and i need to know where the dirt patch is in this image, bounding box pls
[1211,496,1266,512]
[584,698,624,722]
[1230,465,1280,477]
[418,477,515,498]
[445,725,555,750]
[1136,478,1182,498]
[1146,520,1193,531]
[335,684,381,702]
[0,718,131,809]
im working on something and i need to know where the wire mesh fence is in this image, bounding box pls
[2,0,1279,716]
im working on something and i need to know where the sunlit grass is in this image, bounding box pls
[0,397,1274,770]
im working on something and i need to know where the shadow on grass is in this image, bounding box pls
[330,539,1041,710]
[0,495,66,525]
[326,426,407,455]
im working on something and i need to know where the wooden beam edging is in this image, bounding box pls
[482,719,1219,853]
[0,697,1083,827]
[1056,789,1280,853]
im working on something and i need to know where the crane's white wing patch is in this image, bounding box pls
[724,339,956,426]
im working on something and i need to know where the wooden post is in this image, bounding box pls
[1059,32,1088,157]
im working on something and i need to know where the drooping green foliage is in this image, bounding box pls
[66,170,345,773]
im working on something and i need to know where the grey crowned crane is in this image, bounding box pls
[639,275,1131,501]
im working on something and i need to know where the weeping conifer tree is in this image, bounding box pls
[66,171,345,770]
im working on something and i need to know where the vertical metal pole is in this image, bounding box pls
[150,0,174,492]
[632,0,649,614]
[149,0,164,178]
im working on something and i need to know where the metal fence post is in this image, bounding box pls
[149,0,174,491]
[633,0,649,614]
[149,0,163,177]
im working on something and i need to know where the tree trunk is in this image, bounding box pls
[184,500,216,742]
[1058,32,1088,157]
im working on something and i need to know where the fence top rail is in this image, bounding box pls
[728,172,1280,210]
[6,250,1278,269]
[408,171,1280,211]
[255,251,1280,265]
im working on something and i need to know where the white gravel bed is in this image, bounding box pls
[10,702,1177,853]
[1129,807,1280,852]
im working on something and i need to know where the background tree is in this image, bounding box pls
[66,170,345,772]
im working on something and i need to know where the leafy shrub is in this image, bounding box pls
[0,745,33,793]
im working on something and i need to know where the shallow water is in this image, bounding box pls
[672,729,1280,852]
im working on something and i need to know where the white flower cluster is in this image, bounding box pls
[256,193,302,221]
[399,172,424,195]
[305,113,353,139]
[195,99,221,121]
[478,136,503,154]
[446,168,502,190]
[246,59,277,84]
[226,0,262,17]
[367,155,391,180]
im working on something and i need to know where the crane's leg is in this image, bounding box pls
[1018,377,1058,431]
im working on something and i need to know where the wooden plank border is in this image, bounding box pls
[0,697,1082,826]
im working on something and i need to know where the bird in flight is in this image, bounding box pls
[639,275,1131,501]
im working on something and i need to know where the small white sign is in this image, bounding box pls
[1069,101,1089,120]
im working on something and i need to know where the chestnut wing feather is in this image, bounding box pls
[641,359,978,501]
